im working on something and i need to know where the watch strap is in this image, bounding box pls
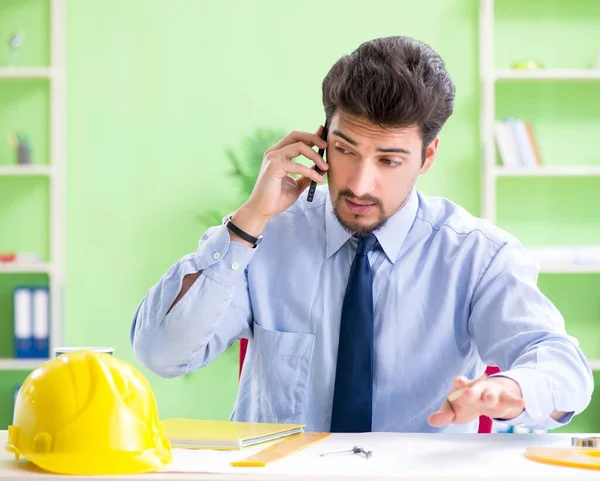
[224,216,263,247]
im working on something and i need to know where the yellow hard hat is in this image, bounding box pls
[5,350,172,475]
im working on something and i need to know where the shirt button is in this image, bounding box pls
[213,251,221,260]
[231,262,240,270]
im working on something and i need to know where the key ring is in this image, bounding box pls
[320,445,372,459]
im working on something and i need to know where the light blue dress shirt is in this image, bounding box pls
[131,186,593,433]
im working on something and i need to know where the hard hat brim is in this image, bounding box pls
[6,444,172,475]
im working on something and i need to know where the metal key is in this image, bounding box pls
[359,447,372,459]
[320,446,372,459]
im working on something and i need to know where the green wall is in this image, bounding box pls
[64,0,481,424]
[0,0,599,432]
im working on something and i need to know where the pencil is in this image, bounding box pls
[447,372,488,402]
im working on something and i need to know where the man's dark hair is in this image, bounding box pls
[322,36,455,162]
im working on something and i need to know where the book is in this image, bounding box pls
[494,120,519,166]
[162,418,305,450]
[495,118,543,168]
[524,121,542,166]
[508,118,537,167]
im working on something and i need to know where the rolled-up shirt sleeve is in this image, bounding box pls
[469,240,594,430]
[131,224,256,378]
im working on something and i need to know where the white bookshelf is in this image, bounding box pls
[0,262,53,274]
[479,0,600,370]
[480,0,600,243]
[0,67,53,79]
[495,69,600,81]
[527,247,600,274]
[479,0,600,224]
[0,358,48,370]
[537,262,600,274]
[0,0,66,370]
[0,165,53,176]
[495,166,600,177]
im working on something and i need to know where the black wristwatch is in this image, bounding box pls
[224,216,263,248]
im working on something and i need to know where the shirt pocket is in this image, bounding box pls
[252,322,316,422]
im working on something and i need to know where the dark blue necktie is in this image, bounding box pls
[330,234,379,433]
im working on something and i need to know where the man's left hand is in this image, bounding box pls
[427,375,526,428]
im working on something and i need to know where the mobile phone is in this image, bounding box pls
[307,123,329,202]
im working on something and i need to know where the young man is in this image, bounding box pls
[131,36,593,433]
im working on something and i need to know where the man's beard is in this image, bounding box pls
[332,188,389,236]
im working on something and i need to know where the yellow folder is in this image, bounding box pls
[162,418,305,450]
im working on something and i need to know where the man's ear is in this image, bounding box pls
[420,137,439,174]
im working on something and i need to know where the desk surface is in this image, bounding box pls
[1,430,600,480]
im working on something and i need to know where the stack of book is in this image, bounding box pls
[495,118,542,167]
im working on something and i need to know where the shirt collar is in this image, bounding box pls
[325,188,419,264]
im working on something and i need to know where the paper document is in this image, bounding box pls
[162,418,304,449]
[164,432,595,478]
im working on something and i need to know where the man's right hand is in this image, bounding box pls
[229,127,328,246]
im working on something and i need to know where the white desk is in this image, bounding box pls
[1,430,599,480]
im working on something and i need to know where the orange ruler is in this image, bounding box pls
[525,446,600,470]
[231,432,330,467]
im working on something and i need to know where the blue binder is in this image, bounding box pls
[31,287,50,359]
[13,286,50,359]
[13,287,33,358]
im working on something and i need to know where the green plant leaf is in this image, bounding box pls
[226,128,286,199]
